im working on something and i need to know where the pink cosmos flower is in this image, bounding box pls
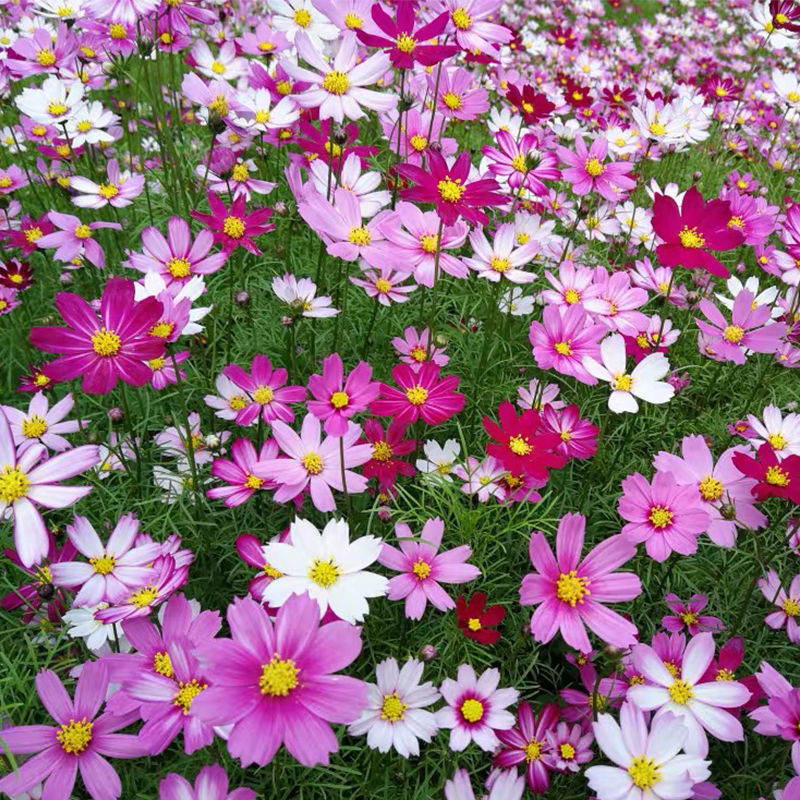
[653,434,767,547]
[539,404,599,460]
[0,409,98,567]
[70,159,144,209]
[378,517,480,620]
[159,764,255,800]
[464,223,539,283]
[528,304,605,385]
[628,632,751,756]
[350,264,417,305]
[392,326,450,370]
[556,136,635,201]
[520,512,641,652]
[583,269,649,336]
[545,721,594,773]
[370,362,465,426]
[0,662,144,800]
[436,664,518,752]
[541,261,600,310]
[433,66,489,121]
[618,471,710,561]
[560,671,627,725]
[696,290,785,365]
[207,439,278,507]
[662,594,724,636]
[2,392,83,454]
[222,355,307,425]
[149,350,189,391]
[30,277,165,394]
[0,164,28,193]
[235,530,290,602]
[759,570,800,643]
[192,593,368,767]
[307,353,380,436]
[49,513,160,606]
[453,456,506,503]
[254,413,372,511]
[36,212,122,270]
[127,217,228,285]
[191,191,274,254]
[494,702,559,793]
[482,130,560,195]
[443,0,512,54]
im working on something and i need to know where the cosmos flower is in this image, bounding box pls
[191,191,274,254]
[662,594,724,636]
[456,592,506,644]
[158,764,255,800]
[1,392,83,454]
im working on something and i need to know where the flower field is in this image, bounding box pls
[1,0,800,798]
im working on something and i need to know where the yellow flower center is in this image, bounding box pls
[679,611,699,626]
[396,33,416,52]
[323,71,350,95]
[668,679,694,705]
[490,256,511,273]
[525,738,544,761]
[255,110,271,124]
[767,465,791,486]
[153,651,174,677]
[56,719,93,754]
[76,120,92,133]
[412,559,431,580]
[649,505,673,529]
[442,92,462,110]
[74,224,93,239]
[109,23,126,38]
[130,585,158,608]
[223,216,245,239]
[381,692,407,721]
[728,215,744,230]
[554,340,573,356]
[723,324,744,343]
[560,430,573,442]
[437,177,465,202]
[23,226,43,244]
[308,558,339,587]
[371,441,393,462]
[229,394,247,410]
[302,452,323,475]
[348,226,371,246]
[649,121,666,136]
[259,653,299,696]
[556,570,590,606]
[508,435,532,455]
[678,226,705,249]
[564,288,580,304]
[460,698,484,723]
[612,373,633,391]
[344,12,362,28]
[330,391,349,409]
[716,668,734,681]
[452,8,472,29]
[628,755,661,789]
[511,154,527,172]
[410,134,428,152]
[253,386,274,404]
[210,60,226,75]
[698,475,724,501]
[276,80,292,96]
[166,257,191,278]
[467,617,481,631]
[209,95,228,116]
[231,164,249,182]
[244,473,263,490]
[0,177,12,189]
[560,742,576,759]
[98,183,119,199]
[21,415,48,438]
[48,102,68,117]
[0,467,29,503]
[419,234,439,253]
[148,321,174,339]
[91,327,121,357]
[264,562,282,579]
[293,8,311,27]
[768,433,788,450]
[37,48,56,66]
[405,386,428,405]
[173,679,207,714]
[783,598,800,616]
[409,346,428,363]
[89,554,116,575]
[374,278,392,293]
[585,158,605,177]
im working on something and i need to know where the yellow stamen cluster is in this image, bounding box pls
[322,71,350,95]
[308,558,339,587]
[0,467,29,503]
[259,653,300,696]
[460,698,484,723]
[381,692,407,721]
[91,327,121,356]
[628,755,661,789]
[556,570,590,606]
[56,718,93,754]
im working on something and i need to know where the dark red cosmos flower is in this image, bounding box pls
[770,0,800,31]
[456,592,505,644]
[357,5,458,69]
[483,401,565,480]
[191,191,274,254]
[0,214,53,254]
[294,118,378,171]
[732,443,800,504]
[360,418,416,491]
[652,186,743,277]
[549,25,577,47]
[0,259,34,290]
[563,78,592,108]
[396,149,505,226]
[602,84,636,107]
[505,83,555,124]
[17,363,55,393]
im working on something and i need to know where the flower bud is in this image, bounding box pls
[274,201,288,216]
[107,406,124,423]
[419,644,437,661]
[234,291,250,307]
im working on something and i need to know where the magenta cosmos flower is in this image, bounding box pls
[435,664,518,752]
[159,764,255,800]
[520,512,641,653]
[378,517,480,620]
[759,570,800,644]
[662,594,724,636]
[556,135,635,202]
[207,438,278,507]
[307,353,380,436]
[397,149,505,226]
[0,662,144,800]
[370,362,465,426]
[618,471,710,562]
[70,159,144,209]
[192,592,368,767]
[0,409,98,568]
[36,212,122,270]
[30,277,165,394]
[628,632,751,756]
[191,191,274,254]
[127,217,229,285]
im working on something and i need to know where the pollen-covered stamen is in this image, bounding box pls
[679,611,699,626]
[323,71,350,95]
[56,718,93,754]
[437,177,465,203]
[508,435,532,455]
[678,225,705,249]
[98,183,119,199]
[648,505,674,529]
[723,324,744,343]
[381,692,407,722]
[149,321,175,338]
[129,585,158,609]
[467,617,481,631]
[554,340,573,356]
[253,386,274,404]
[371,440,393,461]
[223,216,245,239]
[628,755,661,789]
[74,224,93,239]
[442,92,462,110]
[301,452,323,475]
[89,554,116,575]
[228,394,247,411]
[37,48,56,66]
[411,558,431,580]
[584,158,605,177]
[167,257,192,278]
[259,653,300,696]
[452,7,472,29]
[348,227,371,246]
[525,738,545,761]
[490,256,511,273]
[612,373,633,391]
[556,570,590,606]
[564,288,580,304]
[668,679,694,705]
[410,134,428,152]
[783,597,800,616]
[460,698,484,723]
[766,465,790,487]
[768,433,788,450]
[395,32,416,52]
[560,742,576,760]
[91,327,122,357]
[344,12,362,28]
[173,679,207,714]
[374,278,392,293]
[698,475,724,501]
[405,386,429,405]
[716,668,734,681]
[153,650,174,678]
[0,467,29,503]
[308,558,339,587]
[21,415,48,438]
[330,391,349,409]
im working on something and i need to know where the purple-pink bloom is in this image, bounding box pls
[662,594,724,636]
[36,212,122,270]
[556,135,635,201]
[207,438,278,507]
[378,516,480,620]
[70,159,144,209]
[519,512,641,652]
[759,570,800,643]
[158,764,255,800]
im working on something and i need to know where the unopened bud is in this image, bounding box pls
[692,170,702,181]
[234,290,250,307]
[274,201,288,216]
[377,505,391,522]
[419,644,437,661]
[204,434,221,449]
[108,406,124,423]
[281,315,293,326]
[59,272,73,286]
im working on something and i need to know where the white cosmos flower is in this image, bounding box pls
[716,276,780,318]
[15,75,84,124]
[261,517,387,623]
[268,0,338,48]
[348,658,440,757]
[747,403,800,457]
[63,605,131,653]
[65,101,118,148]
[416,439,461,482]
[583,333,675,414]
[308,152,390,219]
[230,89,300,133]
[586,703,710,800]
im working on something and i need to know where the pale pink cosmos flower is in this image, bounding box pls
[158,764,255,800]
[70,159,144,209]
[271,274,338,317]
[541,261,600,310]
[154,412,227,466]
[464,224,539,283]
[204,373,255,423]
[283,31,396,122]
[653,434,767,547]
[378,517,480,620]
[306,152,390,218]
[36,212,122,270]
[254,413,372,511]
[391,326,449,371]
[50,513,160,606]
[520,512,641,652]
[453,456,506,503]
[662,594,724,636]
[583,269,649,337]
[208,439,278,508]
[444,768,524,800]
[556,135,636,202]
[350,264,417,305]
[517,379,565,411]
[759,570,800,643]
[627,632,751,756]
[436,664,518,752]
[2,392,84,454]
